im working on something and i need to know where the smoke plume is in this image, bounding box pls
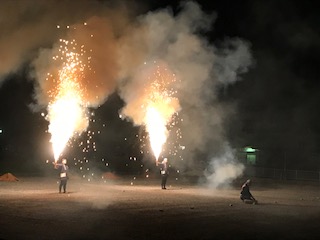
[0,0,252,187]
[205,144,244,188]
[116,1,252,187]
[0,0,117,83]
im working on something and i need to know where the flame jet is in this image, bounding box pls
[33,18,118,162]
[120,61,181,162]
[46,39,89,161]
[145,106,166,161]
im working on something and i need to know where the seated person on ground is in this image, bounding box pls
[240,179,258,204]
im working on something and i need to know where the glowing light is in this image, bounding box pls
[145,106,167,160]
[119,59,184,164]
[48,95,87,161]
[142,62,181,162]
[46,38,90,162]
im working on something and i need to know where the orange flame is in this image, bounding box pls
[46,39,89,161]
[145,106,167,160]
[143,62,180,161]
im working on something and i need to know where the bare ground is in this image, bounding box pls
[0,177,320,240]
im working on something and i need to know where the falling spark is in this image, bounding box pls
[143,62,181,162]
[46,38,90,161]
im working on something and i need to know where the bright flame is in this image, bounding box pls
[46,39,89,161]
[145,106,167,160]
[142,62,181,162]
[48,94,87,161]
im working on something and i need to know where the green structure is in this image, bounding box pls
[238,146,259,165]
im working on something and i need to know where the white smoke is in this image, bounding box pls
[115,1,251,185]
[205,144,244,188]
[214,38,253,84]
[0,0,252,186]
[0,0,112,83]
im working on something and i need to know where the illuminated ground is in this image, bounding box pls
[0,177,320,240]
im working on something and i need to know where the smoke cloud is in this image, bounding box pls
[32,16,120,108]
[0,0,114,83]
[0,0,252,187]
[116,1,252,187]
[205,144,244,188]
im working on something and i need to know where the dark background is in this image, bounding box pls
[1,0,319,174]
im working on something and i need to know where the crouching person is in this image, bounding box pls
[240,179,258,204]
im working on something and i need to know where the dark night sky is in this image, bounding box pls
[0,0,320,175]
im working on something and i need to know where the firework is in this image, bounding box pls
[46,38,90,161]
[142,62,181,162]
[119,61,183,163]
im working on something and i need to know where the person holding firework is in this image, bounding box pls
[157,157,169,189]
[53,158,69,193]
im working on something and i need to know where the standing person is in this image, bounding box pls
[158,158,169,190]
[53,158,69,193]
[240,179,258,204]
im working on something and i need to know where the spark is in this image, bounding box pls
[45,38,91,161]
[143,62,181,162]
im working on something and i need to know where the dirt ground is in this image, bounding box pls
[0,176,320,240]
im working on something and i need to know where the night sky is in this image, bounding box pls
[0,0,319,177]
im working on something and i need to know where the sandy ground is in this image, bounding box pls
[0,177,320,240]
